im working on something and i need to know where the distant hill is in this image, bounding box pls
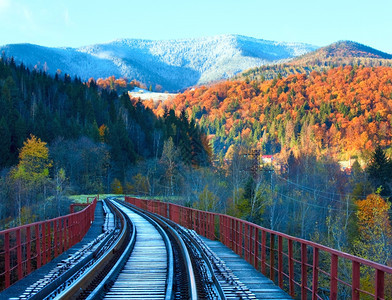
[237,41,392,82]
[0,35,316,92]
[290,40,392,63]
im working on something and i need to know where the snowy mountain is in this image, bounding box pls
[0,35,317,91]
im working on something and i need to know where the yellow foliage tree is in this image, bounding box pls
[111,178,123,194]
[354,193,392,295]
[11,134,52,224]
[13,134,52,185]
[355,194,392,246]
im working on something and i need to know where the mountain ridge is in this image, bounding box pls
[0,35,317,91]
[290,40,392,63]
[237,40,392,82]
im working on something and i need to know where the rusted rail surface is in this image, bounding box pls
[0,197,97,290]
[125,196,392,299]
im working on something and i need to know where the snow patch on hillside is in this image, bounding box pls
[128,87,177,102]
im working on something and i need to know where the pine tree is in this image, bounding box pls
[0,117,11,167]
[367,145,392,197]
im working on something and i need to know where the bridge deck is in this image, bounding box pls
[1,201,292,300]
[199,236,292,300]
[0,201,105,299]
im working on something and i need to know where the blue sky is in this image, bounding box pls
[1,0,391,53]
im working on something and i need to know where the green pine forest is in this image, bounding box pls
[0,57,210,226]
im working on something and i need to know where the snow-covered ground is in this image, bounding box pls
[128,87,177,102]
[0,35,318,91]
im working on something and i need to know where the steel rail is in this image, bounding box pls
[84,199,137,300]
[54,199,131,299]
[27,223,117,300]
[170,222,226,300]
[28,198,198,300]
[128,203,226,299]
[118,199,198,300]
[107,199,175,300]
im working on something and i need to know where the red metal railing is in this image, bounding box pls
[0,197,97,291]
[125,196,392,299]
[126,197,215,240]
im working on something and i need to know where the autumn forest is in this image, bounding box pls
[158,66,392,159]
[1,42,392,295]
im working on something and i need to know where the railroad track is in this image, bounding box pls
[100,200,185,300]
[17,198,255,300]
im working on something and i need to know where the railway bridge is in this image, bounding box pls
[0,196,391,299]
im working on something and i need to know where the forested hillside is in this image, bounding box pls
[238,41,392,82]
[1,55,392,294]
[0,57,210,226]
[158,65,392,161]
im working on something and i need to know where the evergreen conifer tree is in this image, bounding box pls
[367,145,392,197]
